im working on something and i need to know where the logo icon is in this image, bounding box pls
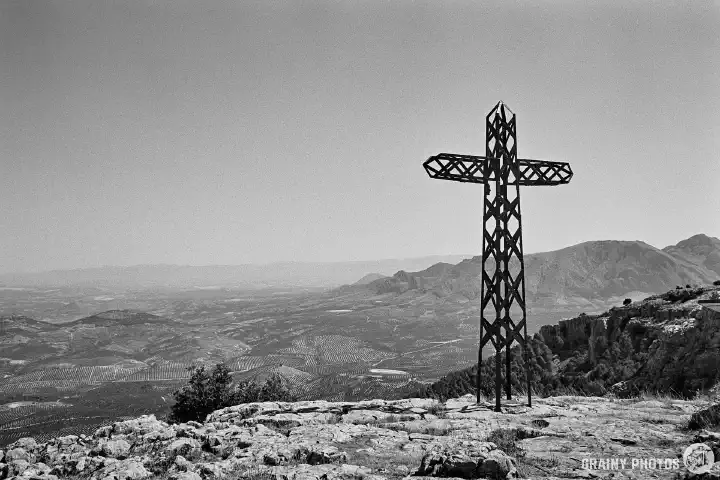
[684,443,715,474]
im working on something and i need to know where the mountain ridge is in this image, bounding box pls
[351,234,720,311]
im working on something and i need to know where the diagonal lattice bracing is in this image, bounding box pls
[423,155,572,186]
[422,101,573,412]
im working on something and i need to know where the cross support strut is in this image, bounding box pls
[422,102,573,412]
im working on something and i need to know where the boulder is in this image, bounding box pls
[294,445,348,465]
[94,458,151,480]
[477,450,519,479]
[241,412,337,428]
[196,462,224,478]
[56,435,79,447]
[74,455,105,473]
[169,472,202,480]
[117,415,167,435]
[269,463,373,480]
[5,448,35,465]
[142,428,176,443]
[95,425,114,438]
[6,458,30,477]
[172,455,197,472]
[165,438,201,458]
[15,461,52,477]
[9,438,38,452]
[174,423,201,439]
[100,439,131,459]
[417,447,517,480]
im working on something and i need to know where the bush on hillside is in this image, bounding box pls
[409,329,650,401]
[713,280,720,286]
[233,371,295,404]
[168,364,233,424]
[623,298,632,306]
[168,364,295,423]
[688,404,720,430]
[665,287,701,303]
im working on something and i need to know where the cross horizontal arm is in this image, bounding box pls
[423,154,573,186]
[422,153,491,183]
[516,158,573,186]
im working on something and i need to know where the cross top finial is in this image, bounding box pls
[488,101,514,121]
[495,100,514,116]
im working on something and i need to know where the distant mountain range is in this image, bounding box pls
[2,235,718,309]
[354,234,720,312]
[353,273,387,285]
[0,256,470,290]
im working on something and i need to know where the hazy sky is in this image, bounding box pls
[1,0,719,273]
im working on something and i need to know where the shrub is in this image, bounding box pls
[686,284,691,289]
[231,372,294,404]
[623,298,632,306]
[688,404,720,430]
[168,364,234,424]
[713,280,720,286]
[427,402,447,418]
[169,365,294,423]
[486,428,526,458]
[255,373,295,403]
[530,419,550,429]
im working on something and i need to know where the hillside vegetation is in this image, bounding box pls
[411,284,720,400]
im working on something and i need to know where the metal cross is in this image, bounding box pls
[422,101,573,412]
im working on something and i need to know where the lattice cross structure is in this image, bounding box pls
[422,102,573,412]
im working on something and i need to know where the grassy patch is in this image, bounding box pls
[426,401,448,418]
[653,437,680,448]
[334,435,422,479]
[144,449,205,475]
[486,428,526,458]
[516,455,561,478]
[326,413,343,424]
[642,416,668,424]
[231,467,279,480]
[366,413,416,426]
[556,444,573,453]
[423,425,451,436]
[533,412,561,419]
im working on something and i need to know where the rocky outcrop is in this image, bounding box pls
[0,397,516,480]
[534,286,720,396]
[2,394,715,480]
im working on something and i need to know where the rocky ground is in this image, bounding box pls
[1,394,718,480]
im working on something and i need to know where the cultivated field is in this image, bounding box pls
[0,283,581,446]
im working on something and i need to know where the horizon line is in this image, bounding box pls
[1,232,714,277]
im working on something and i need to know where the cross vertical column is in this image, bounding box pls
[478,102,529,412]
[513,154,532,408]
